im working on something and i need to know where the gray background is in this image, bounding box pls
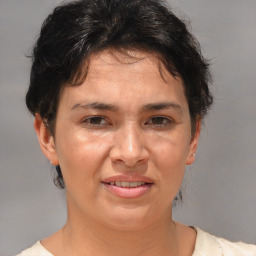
[0,0,255,255]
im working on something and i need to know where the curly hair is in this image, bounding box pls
[26,0,213,189]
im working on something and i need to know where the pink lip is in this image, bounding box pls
[101,175,154,199]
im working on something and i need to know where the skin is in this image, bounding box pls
[34,49,201,256]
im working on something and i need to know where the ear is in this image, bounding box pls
[34,114,59,165]
[186,120,201,165]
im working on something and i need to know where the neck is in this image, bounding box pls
[61,206,179,256]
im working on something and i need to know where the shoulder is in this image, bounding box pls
[16,241,53,256]
[193,227,256,256]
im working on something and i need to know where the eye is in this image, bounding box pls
[146,116,173,127]
[82,116,108,127]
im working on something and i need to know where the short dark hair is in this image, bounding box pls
[26,0,213,189]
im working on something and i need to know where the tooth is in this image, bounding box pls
[121,181,130,187]
[129,182,138,187]
[112,181,146,187]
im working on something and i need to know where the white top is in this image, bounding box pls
[17,227,256,256]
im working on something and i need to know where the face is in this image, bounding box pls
[35,50,200,230]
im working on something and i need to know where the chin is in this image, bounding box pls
[99,204,164,231]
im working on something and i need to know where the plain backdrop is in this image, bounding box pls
[0,0,256,255]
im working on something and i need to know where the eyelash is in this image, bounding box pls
[82,116,173,128]
[145,116,173,127]
[82,116,109,127]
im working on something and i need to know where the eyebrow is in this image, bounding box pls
[71,101,182,113]
[142,102,182,112]
[71,102,119,111]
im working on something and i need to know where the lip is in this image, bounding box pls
[101,175,154,199]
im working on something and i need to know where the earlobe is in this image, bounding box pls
[34,114,59,165]
[186,120,201,165]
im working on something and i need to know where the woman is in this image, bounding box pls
[18,0,256,255]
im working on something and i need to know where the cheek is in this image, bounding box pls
[150,131,190,191]
[155,142,186,184]
[151,129,191,167]
[55,128,112,185]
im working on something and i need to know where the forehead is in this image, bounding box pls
[86,49,177,82]
[59,49,188,113]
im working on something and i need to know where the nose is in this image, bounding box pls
[109,124,149,167]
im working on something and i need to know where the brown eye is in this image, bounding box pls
[83,116,108,126]
[148,117,172,126]
[151,117,167,125]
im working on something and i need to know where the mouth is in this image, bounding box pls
[102,177,153,198]
[106,181,148,188]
